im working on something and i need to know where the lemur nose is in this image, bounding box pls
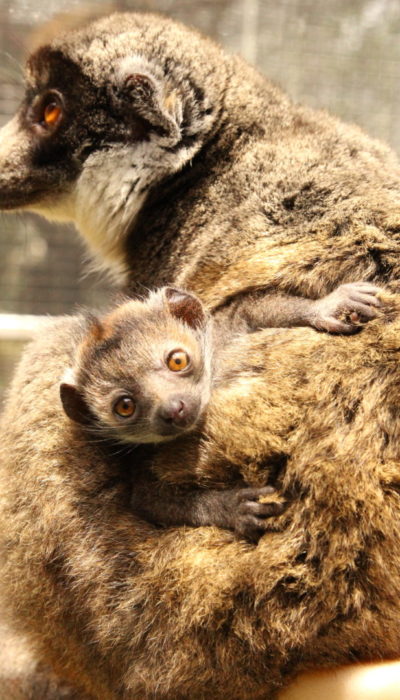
[159,398,186,425]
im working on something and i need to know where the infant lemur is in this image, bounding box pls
[61,281,381,540]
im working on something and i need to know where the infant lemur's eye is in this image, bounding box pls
[167,350,190,372]
[113,396,136,418]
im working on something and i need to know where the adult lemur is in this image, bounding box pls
[2,12,400,700]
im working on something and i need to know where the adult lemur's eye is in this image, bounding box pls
[43,101,63,127]
[32,91,64,131]
[113,396,136,418]
[167,350,190,372]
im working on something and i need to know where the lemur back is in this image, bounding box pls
[1,11,400,699]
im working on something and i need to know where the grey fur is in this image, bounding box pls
[1,11,400,700]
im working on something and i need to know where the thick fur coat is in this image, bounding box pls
[2,298,400,699]
[2,12,400,699]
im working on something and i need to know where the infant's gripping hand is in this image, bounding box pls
[311,281,382,334]
[238,281,382,334]
[213,485,285,542]
[131,477,285,542]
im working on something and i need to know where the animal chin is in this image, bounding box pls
[152,418,196,440]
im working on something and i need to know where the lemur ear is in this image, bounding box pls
[164,287,207,329]
[60,377,90,425]
[116,55,182,141]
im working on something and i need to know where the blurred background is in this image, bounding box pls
[1,0,400,398]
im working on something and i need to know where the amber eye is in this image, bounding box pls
[113,396,136,418]
[167,350,190,372]
[33,92,64,130]
[43,101,62,126]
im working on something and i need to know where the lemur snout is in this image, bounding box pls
[159,397,188,424]
[157,396,197,429]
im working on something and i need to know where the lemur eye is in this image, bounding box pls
[113,396,136,418]
[167,350,190,372]
[43,101,62,127]
[32,91,64,131]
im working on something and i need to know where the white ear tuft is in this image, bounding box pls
[61,367,77,386]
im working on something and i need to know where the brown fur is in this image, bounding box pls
[2,295,400,699]
[2,12,400,700]
[0,621,87,700]
[59,289,284,540]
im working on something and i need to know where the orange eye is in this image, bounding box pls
[167,350,189,372]
[43,101,62,127]
[113,396,136,418]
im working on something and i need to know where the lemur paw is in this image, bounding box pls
[232,486,285,542]
[313,281,382,334]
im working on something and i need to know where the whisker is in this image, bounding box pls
[83,428,135,452]
[0,51,24,85]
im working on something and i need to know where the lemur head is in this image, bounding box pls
[0,13,226,279]
[60,287,213,444]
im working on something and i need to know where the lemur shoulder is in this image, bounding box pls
[1,12,400,700]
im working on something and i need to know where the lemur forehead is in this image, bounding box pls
[49,14,163,88]
[25,60,49,88]
[45,11,224,93]
[103,299,153,331]
[25,45,86,92]
[99,293,204,343]
[25,46,58,88]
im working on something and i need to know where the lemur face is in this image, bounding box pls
[60,287,214,444]
[0,13,221,277]
[0,47,129,212]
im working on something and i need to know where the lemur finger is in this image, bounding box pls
[340,282,381,295]
[318,318,360,334]
[239,486,275,501]
[347,281,381,291]
[354,281,382,291]
[348,292,382,307]
[243,501,285,517]
[243,515,274,532]
[347,301,380,319]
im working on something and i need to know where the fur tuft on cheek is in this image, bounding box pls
[71,130,200,280]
